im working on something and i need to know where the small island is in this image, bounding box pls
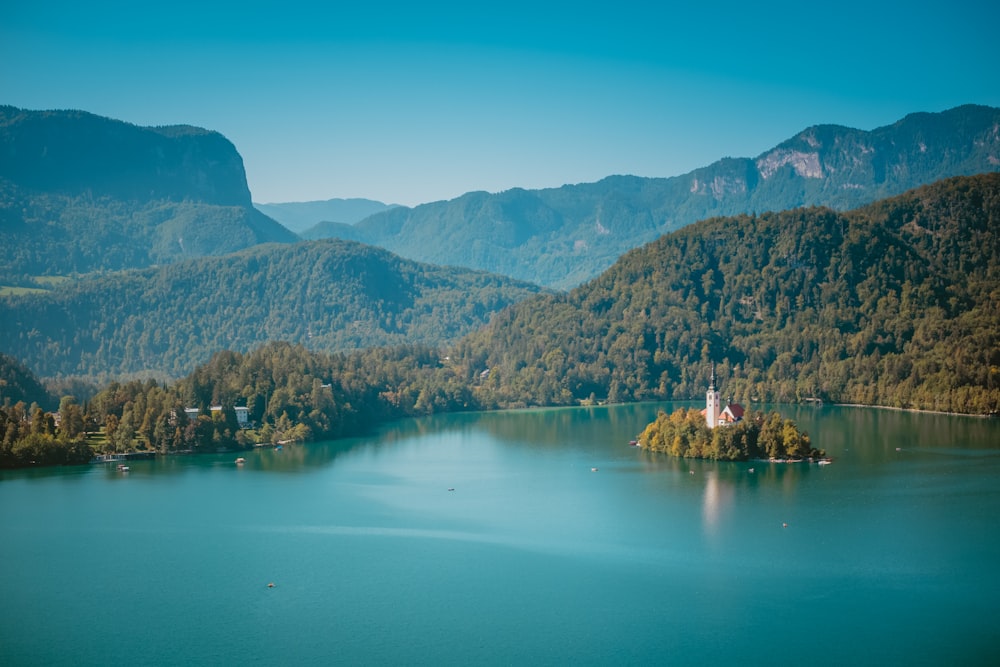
[637,371,825,462]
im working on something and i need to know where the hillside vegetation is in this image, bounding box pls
[0,342,475,467]
[313,105,1000,288]
[4,175,997,423]
[638,408,823,462]
[0,352,56,410]
[0,239,544,381]
[4,175,999,467]
[452,174,1000,414]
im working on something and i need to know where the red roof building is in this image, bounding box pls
[700,367,744,428]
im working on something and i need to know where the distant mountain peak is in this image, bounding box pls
[305,104,999,289]
[255,198,398,234]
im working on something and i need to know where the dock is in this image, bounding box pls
[92,452,157,463]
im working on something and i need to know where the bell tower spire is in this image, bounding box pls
[706,364,720,429]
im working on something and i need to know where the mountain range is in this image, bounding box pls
[1,103,999,418]
[3,104,997,291]
[0,106,296,284]
[254,198,398,234]
[305,104,1000,288]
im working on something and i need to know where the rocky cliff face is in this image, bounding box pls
[745,106,1000,208]
[0,107,296,280]
[755,147,824,180]
[0,107,252,206]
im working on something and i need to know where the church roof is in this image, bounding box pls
[724,403,744,419]
[701,403,745,421]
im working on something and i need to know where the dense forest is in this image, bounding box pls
[0,341,482,467]
[3,174,999,467]
[453,174,1000,414]
[0,193,295,284]
[0,239,544,380]
[0,355,90,466]
[638,408,823,462]
[0,396,93,467]
[0,352,56,410]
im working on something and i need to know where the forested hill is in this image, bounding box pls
[315,105,1000,289]
[0,106,297,283]
[0,352,55,410]
[0,239,544,380]
[453,173,1000,415]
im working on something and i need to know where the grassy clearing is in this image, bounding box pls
[34,275,71,287]
[0,285,49,296]
[86,431,109,451]
[0,275,73,296]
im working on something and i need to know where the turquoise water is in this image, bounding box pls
[2,404,998,666]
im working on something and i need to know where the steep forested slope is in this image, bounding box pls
[0,353,55,410]
[317,105,1000,288]
[453,174,1000,414]
[0,239,544,380]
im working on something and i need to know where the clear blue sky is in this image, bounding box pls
[2,1,998,206]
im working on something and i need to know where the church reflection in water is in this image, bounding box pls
[701,471,734,537]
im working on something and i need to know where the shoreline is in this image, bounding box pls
[751,456,832,465]
[831,403,997,419]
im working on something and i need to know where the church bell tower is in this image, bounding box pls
[706,365,720,429]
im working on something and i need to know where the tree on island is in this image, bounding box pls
[638,407,824,462]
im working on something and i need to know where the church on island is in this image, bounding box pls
[701,369,744,429]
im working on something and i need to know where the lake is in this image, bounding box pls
[2,403,998,666]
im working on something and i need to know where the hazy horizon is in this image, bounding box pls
[3,1,998,207]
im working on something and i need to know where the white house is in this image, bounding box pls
[186,406,250,428]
